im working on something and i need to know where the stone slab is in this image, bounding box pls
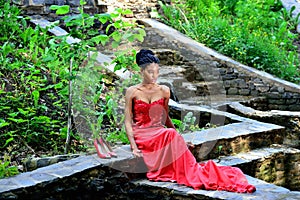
[212,145,300,167]
[182,121,284,145]
[0,146,133,194]
[131,175,300,200]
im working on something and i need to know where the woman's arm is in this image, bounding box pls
[124,86,143,157]
[162,85,194,149]
[162,85,176,129]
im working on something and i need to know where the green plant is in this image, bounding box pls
[0,154,19,178]
[0,0,146,165]
[112,49,140,73]
[172,112,200,133]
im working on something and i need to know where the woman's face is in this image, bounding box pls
[141,63,159,84]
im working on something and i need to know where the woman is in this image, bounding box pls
[124,49,256,193]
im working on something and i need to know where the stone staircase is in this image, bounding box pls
[1,14,300,200]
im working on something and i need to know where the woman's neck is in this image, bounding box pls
[141,82,157,90]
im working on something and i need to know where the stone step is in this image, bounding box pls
[183,120,285,161]
[168,100,285,160]
[227,102,300,148]
[30,18,81,44]
[159,77,225,100]
[178,94,255,108]
[131,176,300,200]
[211,145,300,191]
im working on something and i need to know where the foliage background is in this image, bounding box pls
[0,0,144,177]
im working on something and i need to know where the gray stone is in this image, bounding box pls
[68,0,80,6]
[45,0,55,4]
[256,85,270,93]
[12,0,25,5]
[239,88,250,95]
[237,79,248,88]
[55,0,66,6]
[227,88,238,95]
[28,0,44,6]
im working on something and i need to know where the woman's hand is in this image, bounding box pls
[186,141,194,151]
[132,148,143,158]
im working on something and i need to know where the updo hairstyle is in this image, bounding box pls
[136,49,160,69]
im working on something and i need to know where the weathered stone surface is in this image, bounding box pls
[131,175,300,200]
[212,145,300,190]
[228,102,300,150]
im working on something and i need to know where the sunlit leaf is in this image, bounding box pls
[122,9,133,15]
[50,5,70,15]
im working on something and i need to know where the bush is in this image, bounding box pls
[0,0,145,178]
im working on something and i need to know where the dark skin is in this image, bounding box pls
[124,63,193,157]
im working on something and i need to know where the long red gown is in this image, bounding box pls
[132,97,256,193]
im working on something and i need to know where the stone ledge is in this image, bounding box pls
[131,175,300,200]
[167,101,286,161]
[30,18,81,44]
[212,144,300,166]
[211,145,300,190]
[0,145,135,195]
[228,102,300,118]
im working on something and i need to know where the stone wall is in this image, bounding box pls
[218,63,300,111]
[238,148,300,191]
[12,0,169,20]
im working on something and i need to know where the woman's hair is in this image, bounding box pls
[136,49,159,69]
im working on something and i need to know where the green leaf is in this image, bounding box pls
[0,121,10,128]
[138,28,146,36]
[7,118,28,123]
[8,112,18,117]
[114,64,122,72]
[50,5,70,15]
[32,90,40,107]
[1,138,14,148]
[113,21,122,29]
[87,29,99,36]
[134,34,144,42]
[63,14,83,23]
[54,82,63,89]
[98,13,111,24]
[17,108,29,116]
[122,9,133,15]
[33,116,51,123]
[127,35,135,42]
[112,32,122,42]
[49,5,60,11]
[91,35,109,46]
[112,41,119,48]
[110,12,119,18]
[80,0,87,6]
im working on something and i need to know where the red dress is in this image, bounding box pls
[132,98,256,193]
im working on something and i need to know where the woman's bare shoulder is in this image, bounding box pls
[158,84,170,98]
[125,85,139,98]
[159,84,170,92]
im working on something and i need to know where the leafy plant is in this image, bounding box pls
[172,112,200,133]
[0,0,146,170]
[0,154,19,178]
[52,2,147,145]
